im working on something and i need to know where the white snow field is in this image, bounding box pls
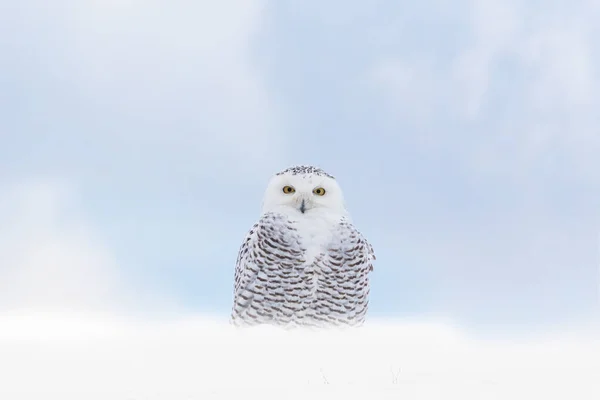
[0,312,598,400]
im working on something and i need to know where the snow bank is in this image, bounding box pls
[0,312,598,399]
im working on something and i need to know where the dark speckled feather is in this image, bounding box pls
[231,212,375,329]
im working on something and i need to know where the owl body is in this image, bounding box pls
[231,166,375,328]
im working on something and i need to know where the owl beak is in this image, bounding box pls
[299,199,306,213]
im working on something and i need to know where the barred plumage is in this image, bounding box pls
[231,165,375,328]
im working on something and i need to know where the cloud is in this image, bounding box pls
[0,314,598,399]
[370,0,600,179]
[371,58,438,130]
[1,0,283,181]
[0,180,178,314]
[363,0,600,324]
[450,0,521,118]
[387,213,599,323]
[0,1,286,304]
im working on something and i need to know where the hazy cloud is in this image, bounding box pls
[0,181,180,314]
[1,0,283,181]
[371,0,600,179]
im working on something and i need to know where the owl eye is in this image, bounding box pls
[313,187,326,196]
[282,185,295,194]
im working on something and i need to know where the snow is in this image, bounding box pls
[0,312,598,399]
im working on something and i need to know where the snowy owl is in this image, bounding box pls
[231,165,375,328]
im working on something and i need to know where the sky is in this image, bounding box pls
[1,0,600,337]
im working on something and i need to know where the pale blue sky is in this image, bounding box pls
[1,0,599,334]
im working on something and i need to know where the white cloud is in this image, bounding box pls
[451,0,521,118]
[0,181,178,314]
[1,0,284,179]
[521,26,594,113]
[371,0,600,179]
[384,198,600,321]
[0,314,598,399]
[371,58,438,129]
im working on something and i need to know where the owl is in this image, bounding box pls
[231,165,375,328]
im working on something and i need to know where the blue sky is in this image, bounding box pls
[1,0,599,335]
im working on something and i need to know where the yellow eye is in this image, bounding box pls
[313,187,326,196]
[282,185,295,194]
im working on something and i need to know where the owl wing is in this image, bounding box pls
[317,218,375,324]
[333,217,375,271]
[231,213,305,326]
[231,221,261,324]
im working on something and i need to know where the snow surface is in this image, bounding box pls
[0,312,598,400]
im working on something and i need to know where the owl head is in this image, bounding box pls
[261,165,348,218]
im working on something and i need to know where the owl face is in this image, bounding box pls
[261,167,347,217]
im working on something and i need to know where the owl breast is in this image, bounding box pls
[232,211,371,328]
[292,214,337,266]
